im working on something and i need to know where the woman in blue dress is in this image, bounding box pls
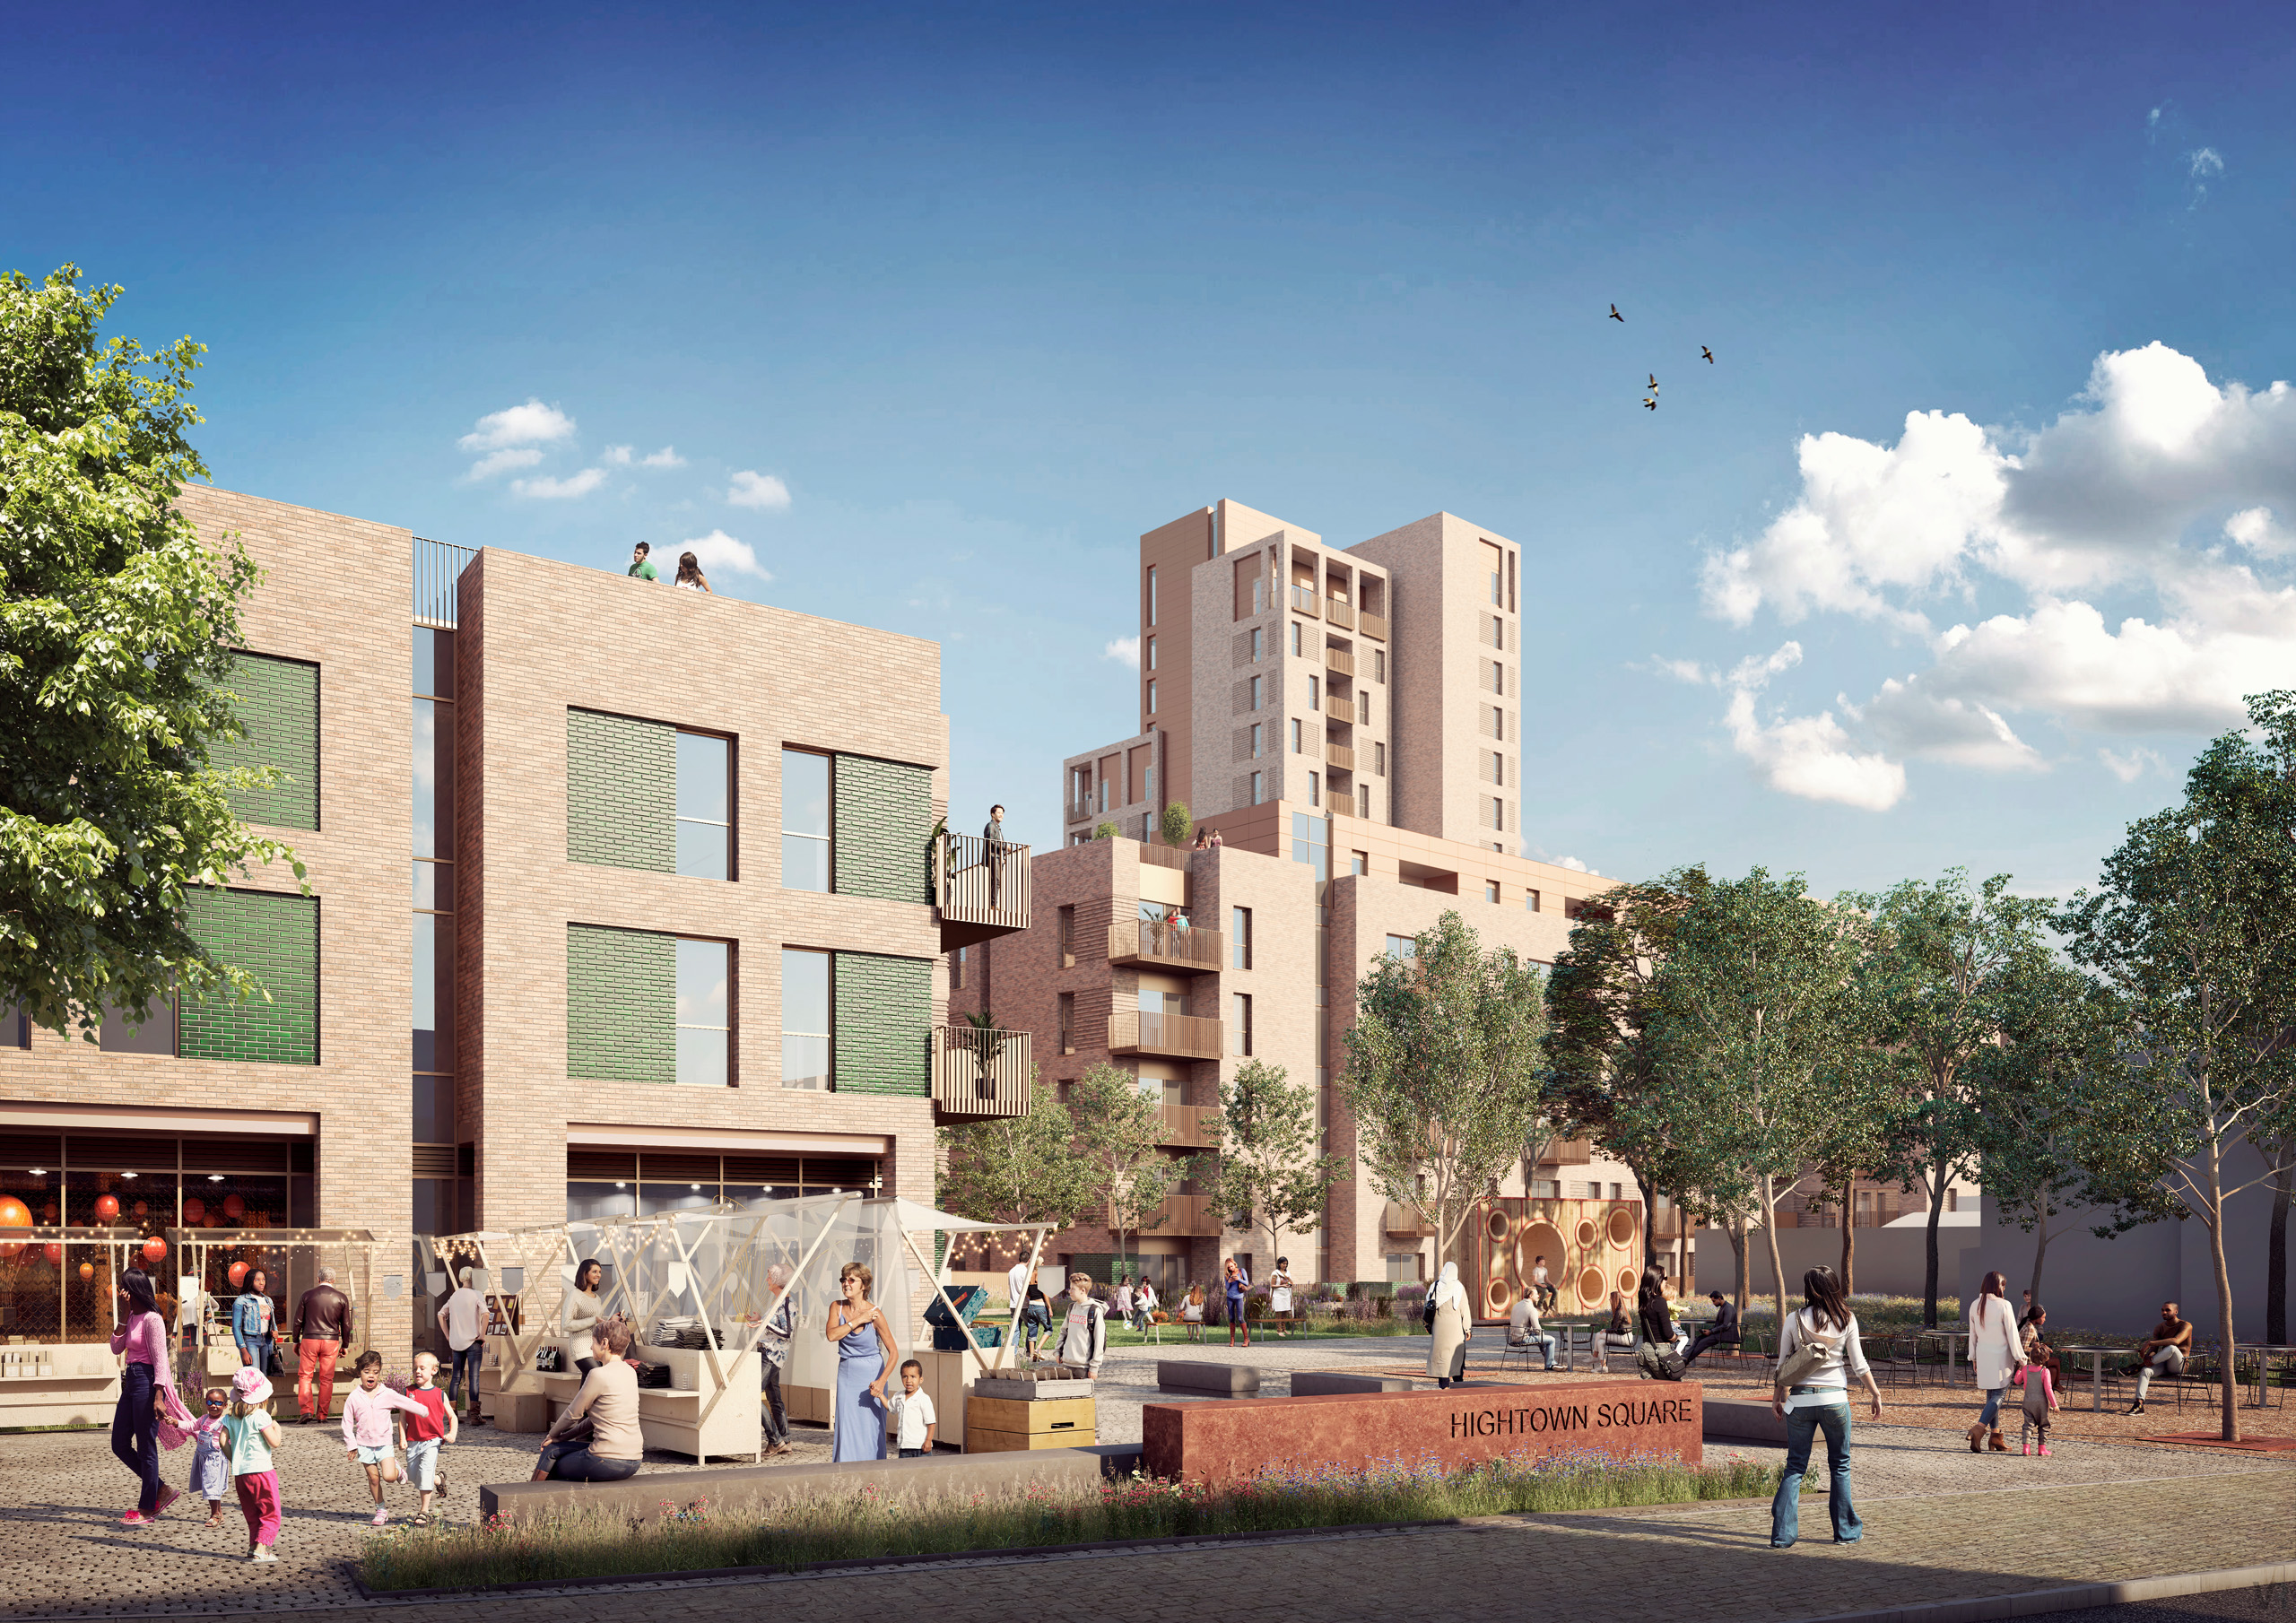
[826,1262,893,1462]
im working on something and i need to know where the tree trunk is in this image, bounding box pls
[1729,1219,1749,1322]
[1761,1175,1790,1337]
[1840,1199,1856,1296]
[1922,1164,1947,1329]
[1629,1164,1657,1271]
[2268,1160,2292,1348]
[2209,1202,2239,1444]
[2029,1218,2050,1307]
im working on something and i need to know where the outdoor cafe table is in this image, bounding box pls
[1921,1329,1971,1383]
[2066,1344,2121,1412]
[2239,1344,2296,1408]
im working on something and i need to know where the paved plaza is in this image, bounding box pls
[3,1332,2290,1621]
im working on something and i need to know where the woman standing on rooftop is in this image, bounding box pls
[673,551,712,594]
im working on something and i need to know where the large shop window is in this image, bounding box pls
[568,709,735,879]
[566,1148,883,1223]
[213,651,321,830]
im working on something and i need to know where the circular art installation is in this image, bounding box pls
[1618,1267,1639,1294]
[1606,1208,1636,1250]
[1483,1275,1513,1317]
[1484,1209,1511,1243]
[1513,1222,1565,1285]
[1578,1267,1607,1305]
[1574,1218,1598,1250]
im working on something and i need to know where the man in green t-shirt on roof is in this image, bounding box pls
[628,541,659,581]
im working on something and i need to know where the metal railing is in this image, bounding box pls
[413,537,477,629]
[1324,647,1354,678]
[1109,919,1224,971]
[1324,597,1355,629]
[939,833,1031,931]
[1160,1103,1217,1149]
[1289,584,1320,617]
[1066,801,1095,825]
[933,1025,1032,1118]
[1108,1009,1225,1059]
[1137,840,1191,872]
[1359,610,1388,642]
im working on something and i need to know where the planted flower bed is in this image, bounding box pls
[361,1451,1780,1593]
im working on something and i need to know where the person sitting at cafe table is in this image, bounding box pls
[2020,1307,2061,1384]
[1683,1290,1741,1367]
[2125,1301,2193,1415]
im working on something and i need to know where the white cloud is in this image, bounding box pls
[465,447,544,482]
[603,445,633,465]
[2188,146,2225,206]
[1557,855,1591,872]
[1103,635,1141,669]
[1686,343,2296,807]
[510,467,609,500]
[1644,655,1711,685]
[2099,746,2165,783]
[458,399,575,454]
[641,446,685,469]
[727,470,792,510]
[675,529,772,581]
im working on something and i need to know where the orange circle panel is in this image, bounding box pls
[1575,1219,1598,1249]
[1618,1267,1639,1294]
[1578,1267,1607,1305]
[1606,1208,1637,1249]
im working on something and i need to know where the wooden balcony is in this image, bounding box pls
[938,833,1030,952]
[1382,1201,1433,1237]
[1160,1103,1218,1148]
[1359,610,1388,642]
[1322,693,1352,724]
[1289,584,1320,617]
[1137,840,1191,873]
[1144,1193,1223,1237]
[1324,597,1355,629]
[1108,919,1224,973]
[1324,647,1354,678]
[1537,1138,1593,1166]
[932,1025,1032,1122]
[1108,1009,1224,1060]
[1325,742,1356,772]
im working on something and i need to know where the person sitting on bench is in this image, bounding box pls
[1683,1291,1741,1367]
[532,1318,640,1483]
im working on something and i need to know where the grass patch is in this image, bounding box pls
[361,1452,1781,1593]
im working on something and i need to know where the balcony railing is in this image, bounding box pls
[933,1025,1032,1120]
[1538,1138,1594,1166]
[1067,801,1095,825]
[1289,584,1320,617]
[1322,693,1352,724]
[1324,597,1355,629]
[1160,1103,1217,1148]
[1109,919,1224,973]
[1144,1193,1223,1237]
[938,832,1031,950]
[1382,1201,1433,1237]
[1325,742,1356,773]
[1137,839,1191,873]
[1324,647,1354,678]
[413,537,478,629]
[1359,610,1388,642]
[1108,1009,1225,1059]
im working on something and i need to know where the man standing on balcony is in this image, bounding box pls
[983,804,1006,908]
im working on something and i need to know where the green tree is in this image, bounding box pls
[1159,802,1192,848]
[1645,868,1873,1332]
[1068,1062,1187,1269]
[1852,871,2057,1327]
[1339,910,1550,1268]
[2,266,304,1038]
[936,1072,1096,1234]
[1197,1059,1345,1276]
[1091,821,1118,841]
[2057,695,2296,1442]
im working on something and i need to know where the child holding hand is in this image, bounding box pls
[885,1358,937,1457]
[188,1389,231,1527]
[222,1367,283,1562]
[396,1351,458,1525]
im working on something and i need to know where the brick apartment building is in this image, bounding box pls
[951,500,1676,1320]
[0,485,1029,1412]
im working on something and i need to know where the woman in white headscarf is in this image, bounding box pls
[1427,1262,1471,1389]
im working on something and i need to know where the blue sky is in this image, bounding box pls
[10,3,2294,898]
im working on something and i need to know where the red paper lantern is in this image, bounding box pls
[184,1197,205,1224]
[227,1261,248,1289]
[222,1193,247,1220]
[0,1196,28,1262]
[141,1236,168,1265]
[41,1202,57,1222]
[79,1262,95,1280]
[133,1201,148,1218]
[44,1243,64,1265]
[94,1194,120,1222]
[204,1211,222,1228]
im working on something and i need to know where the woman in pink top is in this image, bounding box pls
[109,1268,178,1525]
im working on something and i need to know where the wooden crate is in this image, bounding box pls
[963,1393,1094,1453]
[967,1424,1098,1453]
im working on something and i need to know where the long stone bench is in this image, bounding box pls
[1291,1371,1414,1396]
[480,1445,1121,1523]
[1156,1360,1260,1396]
[1700,1396,1787,1445]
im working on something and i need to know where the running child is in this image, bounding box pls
[885,1358,936,1457]
[222,1367,283,1563]
[396,1351,458,1525]
[188,1389,230,1527]
[341,1350,428,1526]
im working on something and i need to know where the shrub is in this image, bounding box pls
[1159,803,1193,847]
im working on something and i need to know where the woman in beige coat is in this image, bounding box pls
[1964,1270,2027,1454]
[1427,1263,1471,1389]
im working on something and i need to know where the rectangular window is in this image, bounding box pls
[1351,851,1367,875]
[1145,637,1157,672]
[1145,680,1156,716]
[1145,766,1155,804]
[1357,782,1370,818]
[1249,771,1264,805]
[676,732,733,880]
[1491,796,1506,831]
[1359,690,1371,725]
[1254,575,1267,614]
[951,945,966,990]
[1486,881,1501,904]
[1374,742,1387,777]
[1290,621,1302,656]
[1057,905,1076,968]
[781,948,831,1089]
[1232,993,1253,1056]
[1374,649,1387,683]
[1249,723,1263,758]
[1249,675,1263,712]
[1250,627,1263,662]
[1490,751,1506,787]
[1057,992,1075,1055]
[780,749,830,890]
[100,999,176,1055]
[216,651,321,830]
[677,938,731,1087]
[1146,566,1157,628]
[1526,890,1541,913]
[179,889,320,1063]
[1231,906,1252,969]
[1309,674,1319,708]
[1291,718,1302,753]
[1308,770,1319,808]
[1385,933,1416,959]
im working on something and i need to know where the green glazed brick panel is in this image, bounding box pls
[832,951,930,1097]
[211,653,319,830]
[568,924,676,1083]
[179,890,319,1064]
[832,754,932,903]
[568,710,675,872]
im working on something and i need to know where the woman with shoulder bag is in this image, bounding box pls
[1634,1269,1688,1379]
[1426,1263,1470,1389]
[1770,1265,1881,1549]
[1964,1270,2026,1454]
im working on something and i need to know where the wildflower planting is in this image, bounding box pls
[361,1450,1779,1593]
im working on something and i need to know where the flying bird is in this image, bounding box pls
[1648,374,1658,390]
[1642,396,1657,411]
[1701,346,1714,363]
[1608,303,1624,322]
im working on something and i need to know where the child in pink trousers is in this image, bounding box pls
[2013,1362,2059,1455]
[222,1367,284,1561]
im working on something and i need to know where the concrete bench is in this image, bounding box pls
[1701,1396,1787,1445]
[1291,1371,1414,1396]
[480,1445,1118,1523]
[1156,1360,1261,1397]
